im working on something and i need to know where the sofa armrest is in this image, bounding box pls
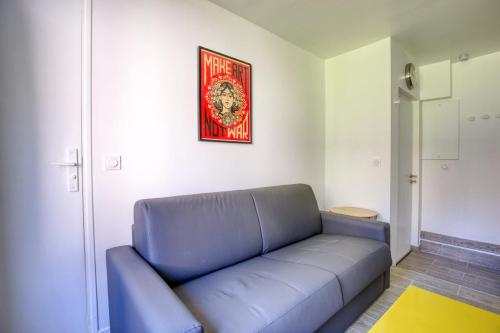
[320,211,390,246]
[107,246,202,333]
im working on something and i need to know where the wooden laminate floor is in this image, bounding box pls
[346,250,500,333]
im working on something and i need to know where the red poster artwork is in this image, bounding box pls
[199,47,252,143]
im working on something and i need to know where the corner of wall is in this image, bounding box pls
[323,37,392,219]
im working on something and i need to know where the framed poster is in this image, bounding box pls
[199,47,252,143]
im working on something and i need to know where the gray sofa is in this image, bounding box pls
[107,184,391,333]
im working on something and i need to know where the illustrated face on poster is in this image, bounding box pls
[199,47,252,143]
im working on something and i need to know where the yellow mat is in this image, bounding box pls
[369,285,500,333]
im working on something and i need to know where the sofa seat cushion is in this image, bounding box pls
[263,234,391,304]
[174,256,343,333]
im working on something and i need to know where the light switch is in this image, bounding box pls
[373,157,382,168]
[103,155,121,171]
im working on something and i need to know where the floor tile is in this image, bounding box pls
[389,273,412,288]
[347,250,500,331]
[432,255,468,270]
[411,280,459,299]
[458,286,500,314]
[462,273,500,297]
[466,263,500,281]
[425,264,465,284]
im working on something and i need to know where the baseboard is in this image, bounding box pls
[421,231,500,254]
[419,231,500,270]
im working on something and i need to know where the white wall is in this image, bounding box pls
[92,0,325,330]
[419,60,451,100]
[325,38,421,258]
[421,51,500,245]
[324,38,392,221]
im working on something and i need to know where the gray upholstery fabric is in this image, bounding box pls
[250,184,321,253]
[106,246,202,333]
[316,275,385,333]
[321,211,390,246]
[264,234,391,304]
[133,190,262,284]
[174,256,343,333]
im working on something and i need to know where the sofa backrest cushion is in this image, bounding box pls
[133,190,262,284]
[250,184,321,253]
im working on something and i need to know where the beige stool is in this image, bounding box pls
[329,206,378,220]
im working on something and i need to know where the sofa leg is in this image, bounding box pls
[383,268,390,289]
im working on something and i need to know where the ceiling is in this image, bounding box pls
[208,0,500,64]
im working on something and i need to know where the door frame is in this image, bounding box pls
[82,1,98,332]
[412,100,422,250]
[391,89,421,264]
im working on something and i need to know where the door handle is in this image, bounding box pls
[52,149,80,192]
[52,162,81,167]
[410,174,418,179]
[410,179,417,184]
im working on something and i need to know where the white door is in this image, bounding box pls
[0,1,87,332]
[395,94,414,263]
